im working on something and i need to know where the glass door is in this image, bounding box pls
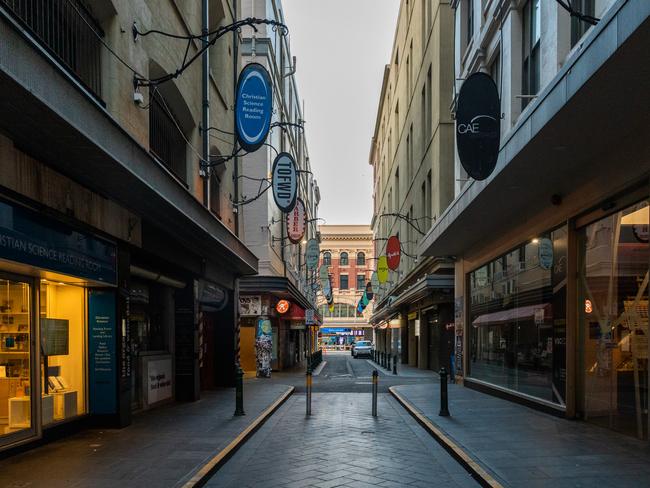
[579,201,649,438]
[0,275,36,446]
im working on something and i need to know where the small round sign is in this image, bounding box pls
[456,72,501,181]
[377,256,389,284]
[386,236,401,271]
[286,198,306,244]
[271,153,298,213]
[235,63,273,153]
[305,238,320,270]
[276,299,290,314]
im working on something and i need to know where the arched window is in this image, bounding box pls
[323,252,331,266]
[357,252,366,266]
[340,252,349,266]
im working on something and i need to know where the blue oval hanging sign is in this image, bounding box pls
[235,63,273,153]
[272,152,298,213]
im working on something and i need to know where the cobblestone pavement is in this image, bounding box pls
[205,392,479,488]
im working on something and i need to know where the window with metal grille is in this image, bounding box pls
[2,0,103,99]
[149,92,187,183]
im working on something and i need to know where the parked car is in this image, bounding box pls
[352,340,372,358]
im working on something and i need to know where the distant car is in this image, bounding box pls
[352,340,372,358]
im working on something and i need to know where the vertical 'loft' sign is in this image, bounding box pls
[456,72,501,181]
[272,153,298,213]
[235,63,273,153]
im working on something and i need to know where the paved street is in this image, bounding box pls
[393,383,650,488]
[206,355,477,488]
[274,351,436,393]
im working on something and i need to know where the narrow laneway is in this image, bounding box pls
[205,355,478,487]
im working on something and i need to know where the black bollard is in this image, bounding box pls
[372,369,378,417]
[234,366,245,416]
[306,367,312,416]
[393,354,398,375]
[438,367,450,417]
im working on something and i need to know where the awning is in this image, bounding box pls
[285,303,305,321]
[239,276,319,323]
[472,304,552,326]
[369,274,454,326]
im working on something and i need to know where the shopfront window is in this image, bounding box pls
[580,201,649,438]
[0,278,32,437]
[130,281,174,411]
[469,225,568,404]
[40,281,87,425]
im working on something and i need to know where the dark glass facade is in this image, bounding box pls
[469,225,568,405]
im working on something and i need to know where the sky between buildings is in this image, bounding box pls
[281,0,400,226]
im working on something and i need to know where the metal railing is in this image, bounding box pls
[2,0,103,98]
[149,92,188,183]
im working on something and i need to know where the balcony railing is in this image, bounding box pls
[2,0,103,99]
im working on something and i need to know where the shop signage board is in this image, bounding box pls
[456,72,501,181]
[319,264,329,286]
[88,290,116,414]
[0,198,117,284]
[235,63,273,152]
[146,357,172,405]
[239,295,262,316]
[386,236,401,271]
[538,237,554,270]
[276,299,290,314]
[377,256,389,283]
[371,271,380,291]
[286,198,306,244]
[305,238,320,270]
[271,153,298,213]
[305,309,315,325]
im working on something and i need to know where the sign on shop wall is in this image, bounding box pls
[147,358,172,405]
[0,198,117,284]
[239,295,262,316]
[271,153,298,213]
[235,63,273,152]
[454,296,464,376]
[88,290,116,414]
[456,72,501,181]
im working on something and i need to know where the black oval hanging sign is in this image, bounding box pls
[456,72,501,181]
[235,63,273,153]
[272,153,298,213]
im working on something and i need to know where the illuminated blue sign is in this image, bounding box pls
[235,63,273,153]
